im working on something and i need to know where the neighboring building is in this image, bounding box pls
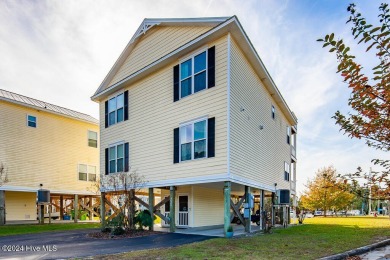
[92,16,297,235]
[0,89,99,223]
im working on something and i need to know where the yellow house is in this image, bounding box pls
[92,16,297,236]
[0,89,99,223]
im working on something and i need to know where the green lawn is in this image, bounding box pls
[0,223,100,236]
[100,216,390,260]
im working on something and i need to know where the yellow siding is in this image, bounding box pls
[108,26,213,87]
[193,185,223,226]
[0,101,99,192]
[230,38,291,190]
[100,35,228,184]
[5,191,36,220]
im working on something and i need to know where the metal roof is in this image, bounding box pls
[0,89,99,125]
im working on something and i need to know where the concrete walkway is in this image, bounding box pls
[359,245,390,260]
[0,229,213,260]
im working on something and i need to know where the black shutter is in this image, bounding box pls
[124,90,129,121]
[173,127,179,163]
[105,148,109,175]
[173,65,180,102]
[207,117,215,158]
[124,142,129,172]
[104,101,108,128]
[207,46,215,88]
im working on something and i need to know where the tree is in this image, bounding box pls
[318,3,390,201]
[301,166,355,216]
[100,169,147,230]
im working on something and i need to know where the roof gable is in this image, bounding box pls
[93,17,230,96]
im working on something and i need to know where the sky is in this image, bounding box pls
[0,0,387,194]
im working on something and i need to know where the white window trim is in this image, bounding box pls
[78,164,97,182]
[108,92,125,127]
[179,48,208,99]
[287,126,291,145]
[88,130,98,148]
[284,161,290,182]
[179,117,208,162]
[108,142,125,174]
[26,114,37,128]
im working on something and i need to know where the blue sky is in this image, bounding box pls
[0,0,387,194]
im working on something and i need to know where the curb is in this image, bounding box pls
[318,239,390,260]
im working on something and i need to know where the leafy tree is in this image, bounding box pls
[301,166,355,216]
[318,3,390,201]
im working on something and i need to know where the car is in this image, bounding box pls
[304,212,314,218]
[314,211,323,216]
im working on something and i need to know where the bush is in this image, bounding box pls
[134,210,155,230]
[227,225,233,232]
[101,227,111,233]
[112,227,125,235]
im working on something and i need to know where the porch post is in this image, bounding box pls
[169,186,176,232]
[74,194,78,223]
[149,188,154,231]
[100,192,106,228]
[244,186,251,233]
[89,196,93,220]
[39,204,44,224]
[0,190,5,225]
[224,181,231,236]
[59,195,64,220]
[260,190,265,230]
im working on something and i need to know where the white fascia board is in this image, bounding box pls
[229,174,277,192]
[0,185,97,195]
[0,97,99,125]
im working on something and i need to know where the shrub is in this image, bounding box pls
[227,225,233,232]
[134,210,155,230]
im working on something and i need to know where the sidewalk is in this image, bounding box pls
[359,245,390,260]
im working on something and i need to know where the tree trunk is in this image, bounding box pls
[128,189,136,230]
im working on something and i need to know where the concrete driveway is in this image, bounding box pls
[0,229,215,259]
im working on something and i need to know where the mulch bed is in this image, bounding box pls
[87,229,165,239]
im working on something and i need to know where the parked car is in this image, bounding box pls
[314,211,323,216]
[304,212,314,218]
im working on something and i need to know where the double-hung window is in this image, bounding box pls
[108,93,124,126]
[284,162,290,181]
[180,51,207,98]
[27,115,37,128]
[287,126,290,144]
[180,119,207,161]
[88,130,98,148]
[109,144,124,173]
[271,105,275,120]
[78,164,96,182]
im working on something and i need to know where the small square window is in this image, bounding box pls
[27,115,37,128]
[79,164,97,182]
[88,131,98,148]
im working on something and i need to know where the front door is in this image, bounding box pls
[178,195,189,227]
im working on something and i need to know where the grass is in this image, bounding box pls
[0,222,100,236]
[98,216,390,260]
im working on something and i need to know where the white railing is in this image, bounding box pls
[291,146,296,158]
[178,212,189,226]
[162,212,170,226]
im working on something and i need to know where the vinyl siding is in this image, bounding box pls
[108,25,213,87]
[229,38,291,190]
[5,191,36,220]
[193,185,223,226]
[0,101,99,193]
[100,35,228,185]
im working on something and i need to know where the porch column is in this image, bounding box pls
[271,192,275,226]
[0,190,5,225]
[100,192,106,228]
[223,181,231,236]
[244,186,251,233]
[260,190,265,230]
[149,188,154,231]
[74,194,78,223]
[39,204,44,224]
[89,196,93,220]
[60,195,64,220]
[169,186,176,232]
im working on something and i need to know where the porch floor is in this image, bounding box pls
[155,223,263,237]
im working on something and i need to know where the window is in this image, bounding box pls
[88,131,98,148]
[78,164,96,182]
[287,126,290,144]
[27,115,36,128]
[108,93,124,126]
[180,119,207,161]
[180,51,207,98]
[284,162,290,181]
[109,143,124,173]
[271,105,275,119]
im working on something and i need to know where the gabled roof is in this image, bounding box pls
[92,16,297,124]
[0,89,99,125]
[93,17,230,97]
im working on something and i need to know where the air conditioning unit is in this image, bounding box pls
[37,189,50,204]
[277,189,290,205]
